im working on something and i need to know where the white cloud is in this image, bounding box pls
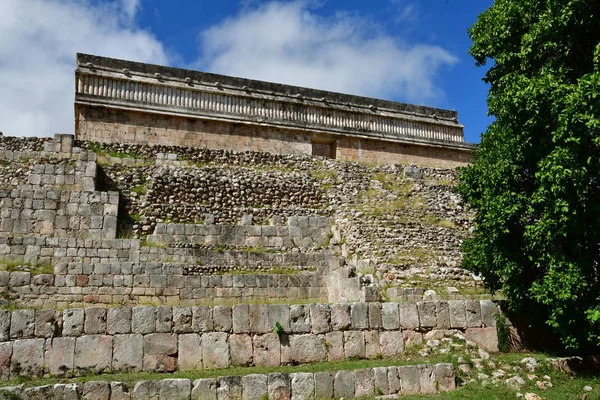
[197,1,457,105]
[0,0,168,137]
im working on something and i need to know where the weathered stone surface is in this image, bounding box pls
[232,305,249,333]
[192,306,213,332]
[107,307,132,334]
[388,366,401,394]
[0,310,10,341]
[53,383,80,400]
[290,305,310,333]
[160,379,191,400]
[397,365,420,395]
[44,337,75,376]
[202,332,229,369]
[82,381,110,400]
[25,385,53,400]
[253,333,280,367]
[368,303,382,329]
[381,303,399,330]
[173,306,193,333]
[113,334,143,371]
[417,302,436,328]
[325,331,344,361]
[354,368,374,397]
[309,304,330,334]
[133,381,159,400]
[192,378,216,400]
[350,302,368,329]
[364,330,380,358]
[217,376,242,400]
[213,306,232,332]
[249,304,270,334]
[379,330,404,357]
[333,370,354,399]
[268,373,291,400]
[143,333,177,372]
[229,334,253,366]
[242,374,267,400]
[110,382,131,400]
[314,371,333,399]
[465,327,499,352]
[10,309,35,339]
[156,306,172,333]
[399,303,419,330]
[343,330,365,359]
[465,300,482,328]
[0,342,12,380]
[291,373,314,400]
[63,308,84,336]
[403,330,424,347]
[268,304,290,333]
[419,364,437,394]
[436,301,450,329]
[290,334,326,363]
[74,335,112,374]
[435,363,456,392]
[132,306,155,334]
[330,304,351,331]
[480,300,499,327]
[179,334,202,371]
[34,309,60,338]
[11,338,45,376]
[448,300,467,329]
[84,308,107,334]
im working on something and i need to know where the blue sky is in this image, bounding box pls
[0,0,493,143]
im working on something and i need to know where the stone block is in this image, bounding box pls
[397,365,420,395]
[82,381,110,400]
[192,378,216,400]
[63,308,84,336]
[268,373,291,400]
[232,305,249,333]
[354,368,374,397]
[179,334,202,371]
[388,366,401,394]
[380,331,404,358]
[217,376,242,400]
[202,332,229,369]
[107,307,131,334]
[53,383,80,400]
[242,374,267,400]
[10,309,35,339]
[314,372,333,399]
[133,381,159,400]
[448,300,466,329]
[343,331,365,359]
[132,306,155,334]
[290,334,326,363]
[11,339,45,376]
[381,302,399,330]
[34,309,60,338]
[110,382,131,400]
[253,333,280,367]
[156,306,172,333]
[0,310,10,341]
[248,304,269,334]
[113,334,143,371]
[368,303,382,329]
[25,385,53,399]
[289,305,310,334]
[143,333,177,372]
[436,301,450,329]
[0,342,12,380]
[160,379,191,400]
[44,337,75,376]
[230,334,253,366]
[291,373,314,400]
[333,370,354,399]
[480,300,499,327]
[268,304,290,333]
[192,306,213,332]
[74,335,112,374]
[465,327,499,352]
[213,306,232,332]
[309,304,330,334]
[350,302,368,329]
[403,330,424,347]
[419,364,437,394]
[84,308,106,334]
[466,300,482,328]
[325,331,344,361]
[173,306,193,333]
[364,330,380,359]
[399,303,419,330]
[417,302,436,329]
[435,363,456,392]
[373,367,389,395]
[330,304,351,331]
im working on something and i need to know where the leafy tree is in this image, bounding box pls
[458,0,600,351]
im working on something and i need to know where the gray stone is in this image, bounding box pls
[11,338,45,376]
[63,308,84,336]
[381,303,399,330]
[331,304,351,331]
[191,378,217,400]
[233,304,249,333]
[0,342,12,380]
[466,300,482,328]
[268,304,290,333]
[417,302,436,328]
[309,304,330,334]
[314,372,333,399]
[364,330,380,359]
[397,365,420,395]
[343,331,365,359]
[44,337,75,376]
[388,366,401,394]
[156,306,172,332]
[465,327,499,352]
[368,303,383,329]
[242,374,267,400]
[230,334,253,366]
[53,383,80,400]
[399,303,419,330]
[179,334,202,371]
[354,369,374,397]
[34,309,60,338]
[10,309,35,338]
[290,305,310,333]
[132,306,155,334]
[82,381,110,400]
[448,301,466,329]
[143,333,177,372]
[110,382,131,400]
[213,306,232,332]
[84,308,107,334]
[248,304,269,334]
[253,333,280,367]
[350,302,368,329]
[436,301,450,329]
[435,363,456,392]
[113,334,143,371]
[0,310,10,341]
[192,306,213,332]
[268,373,291,400]
[173,306,193,333]
[202,332,229,369]
[291,373,314,400]
[480,300,499,327]
[333,370,354,398]
[133,381,159,400]
[325,331,344,361]
[74,335,112,374]
[25,385,53,400]
[419,364,437,394]
[107,307,132,334]
[160,379,191,400]
[217,376,242,400]
[290,334,326,363]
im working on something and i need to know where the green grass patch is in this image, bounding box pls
[0,258,53,275]
[131,184,147,196]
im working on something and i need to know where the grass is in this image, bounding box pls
[131,184,147,196]
[0,258,53,275]
[386,247,440,265]
[88,141,142,160]
[140,239,167,249]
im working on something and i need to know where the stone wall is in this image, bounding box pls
[0,300,498,378]
[0,363,456,399]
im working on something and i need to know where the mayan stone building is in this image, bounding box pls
[75,54,474,167]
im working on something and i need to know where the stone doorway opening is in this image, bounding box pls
[311,138,336,159]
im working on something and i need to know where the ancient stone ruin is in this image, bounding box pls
[0,58,501,399]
